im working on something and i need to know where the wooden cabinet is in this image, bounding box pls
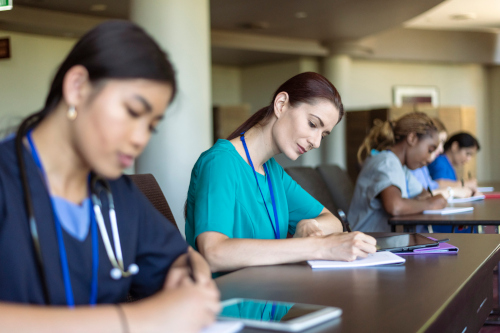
[345,105,477,181]
[212,104,251,143]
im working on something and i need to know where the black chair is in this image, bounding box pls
[284,167,339,218]
[127,173,178,230]
[316,164,354,214]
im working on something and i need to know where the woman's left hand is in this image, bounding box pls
[294,219,324,238]
[165,247,214,289]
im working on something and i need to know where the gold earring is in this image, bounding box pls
[67,105,77,120]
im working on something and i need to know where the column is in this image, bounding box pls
[321,54,351,169]
[131,0,212,236]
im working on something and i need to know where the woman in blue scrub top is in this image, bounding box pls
[0,21,219,333]
[185,72,377,274]
[427,132,480,191]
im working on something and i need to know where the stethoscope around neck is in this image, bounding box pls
[16,125,138,305]
[90,177,139,280]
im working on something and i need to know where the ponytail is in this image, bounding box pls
[357,112,437,164]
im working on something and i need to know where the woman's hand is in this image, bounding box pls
[124,275,221,333]
[294,219,324,238]
[428,194,448,210]
[320,231,377,261]
[451,187,473,198]
[464,179,478,191]
[166,247,214,289]
[124,249,221,333]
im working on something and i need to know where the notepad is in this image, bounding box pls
[423,207,474,215]
[201,321,243,333]
[477,186,494,192]
[448,195,485,204]
[308,251,405,269]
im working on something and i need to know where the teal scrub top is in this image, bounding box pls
[185,139,324,249]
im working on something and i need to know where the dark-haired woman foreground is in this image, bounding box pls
[0,21,219,332]
[185,72,376,274]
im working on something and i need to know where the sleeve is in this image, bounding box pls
[280,167,324,235]
[406,171,424,198]
[129,187,188,299]
[365,157,406,209]
[191,152,237,243]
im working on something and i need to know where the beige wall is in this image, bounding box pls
[0,30,76,131]
[211,64,242,106]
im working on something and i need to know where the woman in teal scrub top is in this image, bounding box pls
[185,72,377,274]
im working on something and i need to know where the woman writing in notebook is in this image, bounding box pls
[185,72,377,274]
[427,132,480,191]
[0,21,219,333]
[410,118,473,199]
[348,113,448,232]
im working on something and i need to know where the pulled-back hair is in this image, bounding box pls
[226,72,343,140]
[357,112,437,163]
[16,20,177,138]
[444,132,480,152]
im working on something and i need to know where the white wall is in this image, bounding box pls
[347,59,491,181]
[0,30,76,131]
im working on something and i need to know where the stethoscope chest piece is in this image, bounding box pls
[110,263,139,280]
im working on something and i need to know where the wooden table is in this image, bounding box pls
[389,198,500,232]
[215,233,500,333]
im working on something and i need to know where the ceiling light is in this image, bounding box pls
[90,4,107,11]
[450,13,477,21]
[295,12,307,19]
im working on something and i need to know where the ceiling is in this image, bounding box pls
[406,0,500,33]
[6,0,500,66]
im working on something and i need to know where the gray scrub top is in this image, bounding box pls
[348,151,423,232]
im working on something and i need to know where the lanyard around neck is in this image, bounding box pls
[240,133,280,239]
[26,130,99,307]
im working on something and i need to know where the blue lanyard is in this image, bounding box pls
[26,131,99,307]
[240,133,280,239]
[261,302,277,321]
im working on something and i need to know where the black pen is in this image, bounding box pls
[337,209,352,232]
[186,252,196,282]
[427,186,433,197]
[434,238,450,243]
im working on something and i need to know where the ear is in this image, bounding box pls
[451,141,460,152]
[273,92,289,119]
[406,132,419,147]
[62,65,91,109]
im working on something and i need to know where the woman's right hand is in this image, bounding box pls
[124,273,221,333]
[428,194,448,210]
[464,179,478,191]
[320,231,377,261]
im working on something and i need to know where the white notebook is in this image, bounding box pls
[423,207,474,215]
[448,195,485,204]
[477,187,494,192]
[308,251,405,269]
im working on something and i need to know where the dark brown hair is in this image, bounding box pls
[227,72,344,140]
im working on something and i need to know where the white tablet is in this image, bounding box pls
[218,298,342,332]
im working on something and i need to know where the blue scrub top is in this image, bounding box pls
[185,139,324,249]
[0,137,188,305]
[428,154,457,181]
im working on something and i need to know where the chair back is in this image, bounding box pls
[285,167,338,215]
[316,164,354,214]
[128,173,178,230]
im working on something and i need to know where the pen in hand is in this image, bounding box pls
[186,252,196,282]
[427,186,433,197]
